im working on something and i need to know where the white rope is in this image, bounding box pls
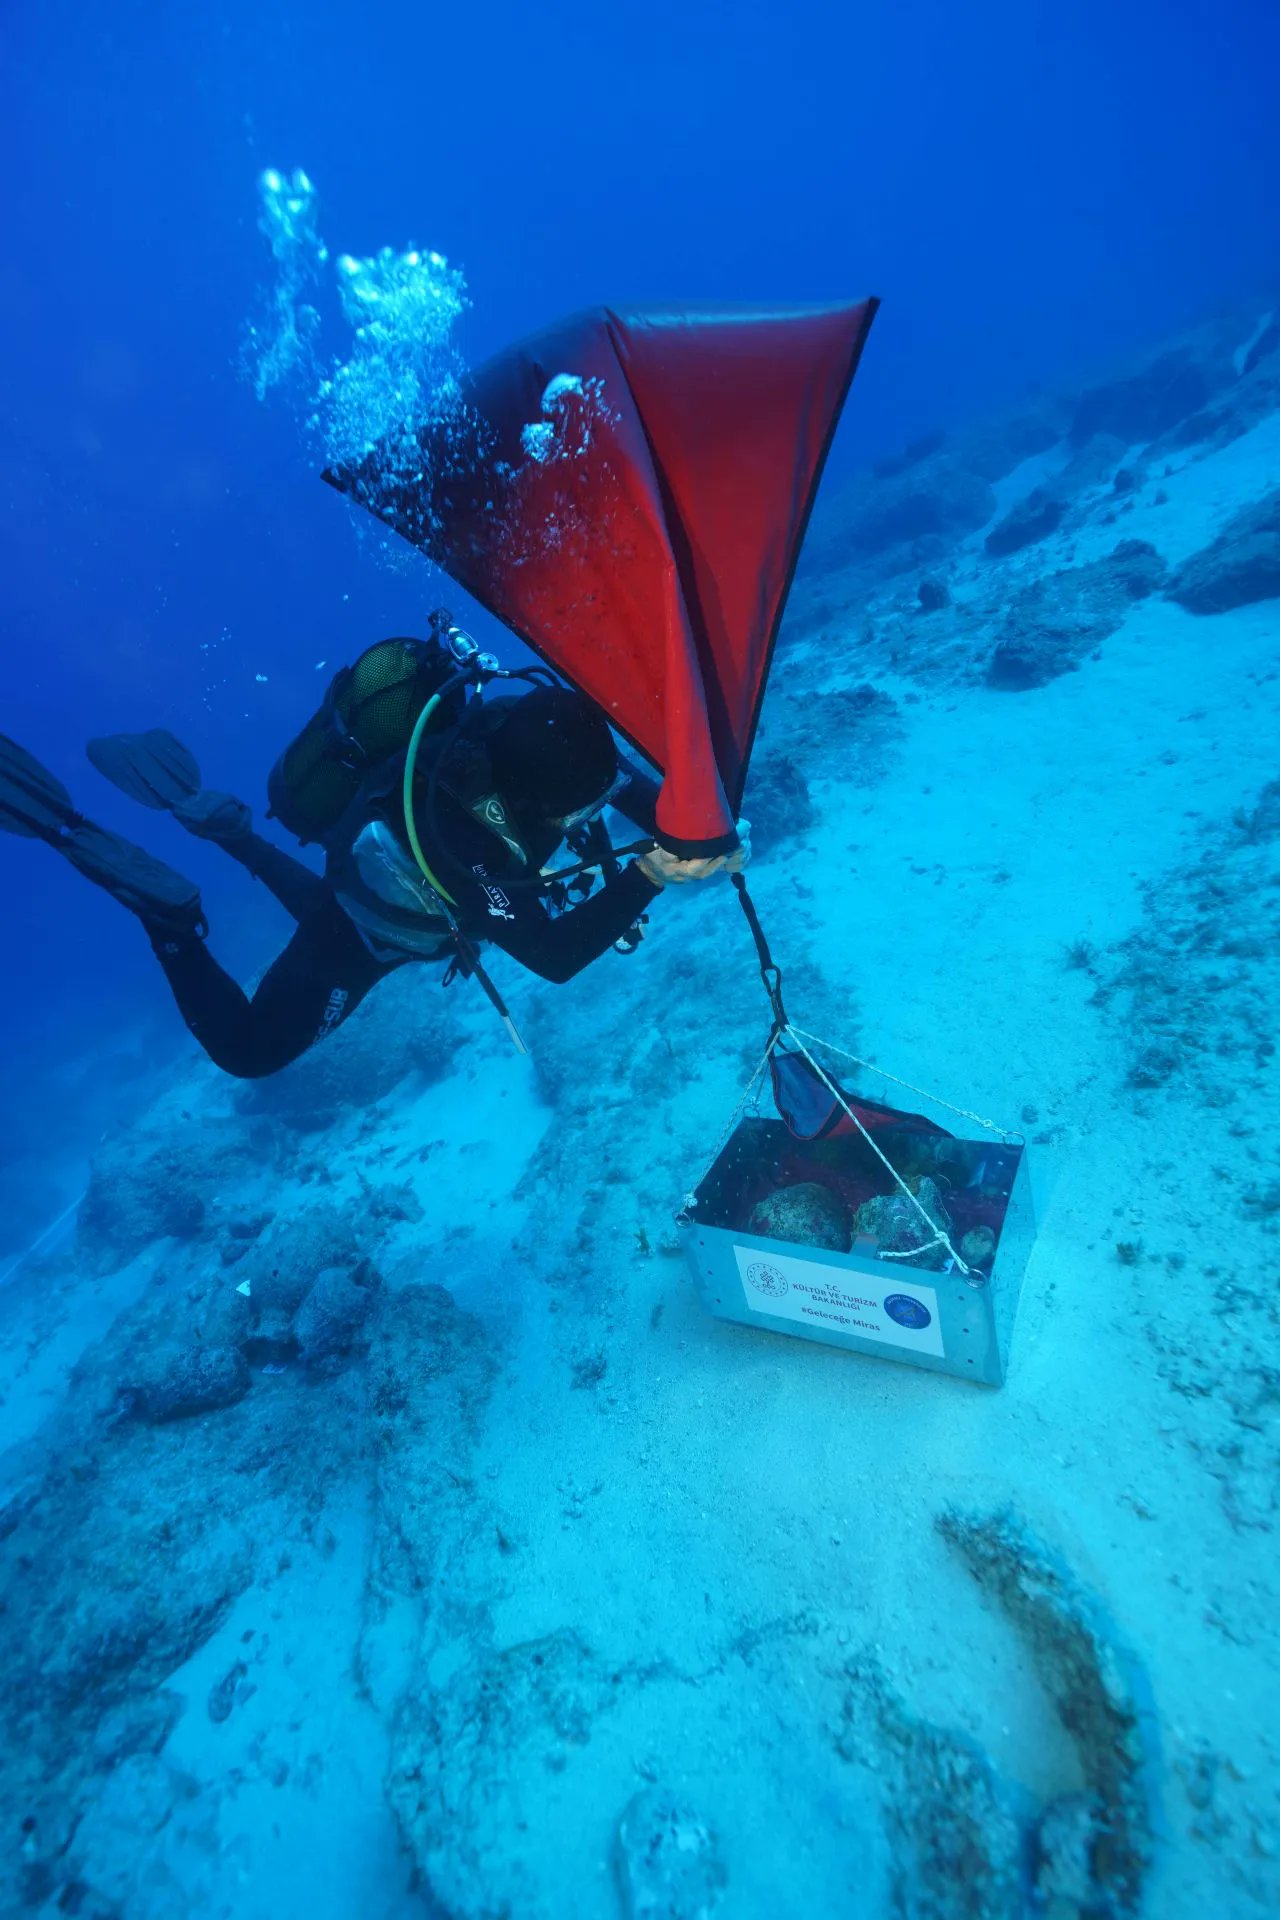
[781,1027,984,1283]
[786,1026,1020,1143]
[0,1191,84,1290]
[680,1020,1001,1287]
[877,1235,951,1262]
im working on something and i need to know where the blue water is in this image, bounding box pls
[4,0,1275,1125]
[2,1,1279,1913]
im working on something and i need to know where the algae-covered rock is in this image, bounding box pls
[389,1628,620,1914]
[63,1754,218,1916]
[236,1201,365,1319]
[615,1787,728,1920]
[127,1345,250,1423]
[749,1182,851,1252]
[1168,489,1280,613]
[90,1689,185,1771]
[1069,348,1211,446]
[834,1655,1029,1920]
[744,750,816,855]
[853,1175,952,1269]
[952,402,1068,482]
[293,1262,378,1369]
[986,539,1167,689]
[1033,1794,1105,1915]
[985,485,1065,557]
[242,1307,297,1365]
[938,1507,1158,1916]
[233,964,464,1131]
[78,1116,259,1270]
[841,461,997,559]
[959,1226,997,1269]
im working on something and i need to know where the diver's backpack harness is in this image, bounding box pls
[269,615,650,1053]
[684,874,1022,1283]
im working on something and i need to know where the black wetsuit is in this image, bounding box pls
[148,764,662,1079]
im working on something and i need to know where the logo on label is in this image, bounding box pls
[883,1293,932,1331]
[472,863,516,921]
[744,1262,789,1298]
[315,987,349,1042]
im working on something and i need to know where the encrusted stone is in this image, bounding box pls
[749,1181,852,1252]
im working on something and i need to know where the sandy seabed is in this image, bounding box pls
[1,305,1278,1920]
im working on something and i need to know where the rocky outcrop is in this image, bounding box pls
[736,675,905,852]
[1168,490,1280,613]
[985,485,1066,556]
[950,402,1068,482]
[1147,325,1280,462]
[985,540,1167,689]
[293,1260,379,1369]
[832,1506,1158,1919]
[835,1656,1030,1919]
[873,428,948,480]
[58,1753,218,1915]
[615,1787,727,1920]
[741,748,817,855]
[391,1630,623,1914]
[808,458,996,574]
[226,1199,364,1317]
[233,964,465,1131]
[0,1197,382,1917]
[123,1344,250,1423]
[1059,432,1130,490]
[1070,349,1213,447]
[938,1508,1158,1916]
[1095,776,1280,1106]
[77,1110,262,1270]
[1081,307,1280,465]
[985,435,1129,557]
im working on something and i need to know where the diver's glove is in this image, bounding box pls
[638,847,722,886]
[724,817,752,873]
[637,818,751,887]
[171,791,253,843]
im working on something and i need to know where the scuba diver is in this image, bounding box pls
[1,300,880,1081]
[0,623,746,1077]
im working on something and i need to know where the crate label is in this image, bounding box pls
[733,1246,945,1357]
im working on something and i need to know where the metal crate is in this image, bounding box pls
[679,1110,1034,1386]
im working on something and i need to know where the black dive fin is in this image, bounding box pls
[86,729,202,810]
[0,735,79,839]
[61,825,203,932]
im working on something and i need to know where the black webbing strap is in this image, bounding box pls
[732,874,787,1033]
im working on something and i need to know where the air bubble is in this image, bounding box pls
[244,165,478,556]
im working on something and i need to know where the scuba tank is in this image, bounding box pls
[266,621,469,846]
